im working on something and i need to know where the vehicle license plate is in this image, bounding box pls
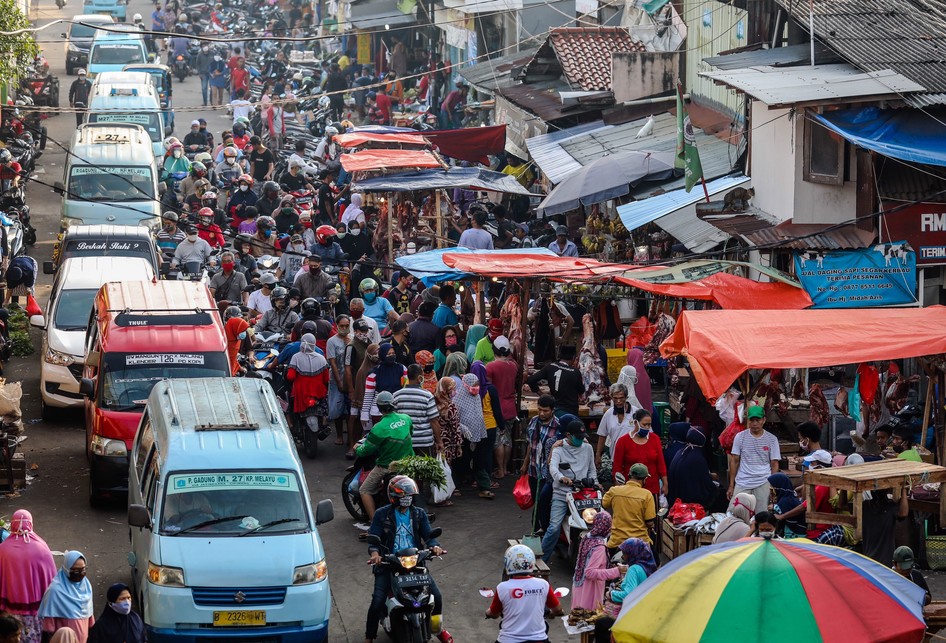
[212,610,266,626]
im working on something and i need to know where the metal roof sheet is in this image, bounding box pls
[744,222,875,250]
[704,43,842,70]
[697,205,784,237]
[495,81,604,122]
[349,0,415,30]
[524,120,607,184]
[699,64,926,107]
[457,47,539,93]
[654,206,730,254]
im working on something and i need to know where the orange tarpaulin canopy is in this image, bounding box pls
[660,307,946,399]
[614,272,813,310]
[334,132,429,148]
[339,149,443,173]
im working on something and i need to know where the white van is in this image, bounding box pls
[86,82,166,156]
[57,123,161,229]
[91,71,157,94]
[36,255,154,416]
[127,378,334,641]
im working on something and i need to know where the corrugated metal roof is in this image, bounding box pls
[905,93,946,108]
[495,81,604,122]
[875,157,946,204]
[349,0,415,29]
[744,222,875,250]
[525,120,608,184]
[457,47,539,93]
[616,173,749,235]
[775,0,946,98]
[699,64,925,107]
[697,205,784,236]
[704,43,842,70]
[654,207,731,254]
[442,0,521,14]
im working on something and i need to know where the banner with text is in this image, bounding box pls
[881,202,946,265]
[793,243,917,308]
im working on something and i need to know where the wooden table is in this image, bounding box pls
[804,460,946,540]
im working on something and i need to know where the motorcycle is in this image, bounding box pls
[365,528,444,643]
[173,54,189,82]
[342,440,390,523]
[556,462,603,564]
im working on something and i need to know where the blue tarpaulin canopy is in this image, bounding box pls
[352,166,532,195]
[396,247,557,285]
[812,107,946,167]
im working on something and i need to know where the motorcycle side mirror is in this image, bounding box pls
[478,588,495,598]
[428,527,442,539]
[29,315,45,329]
[43,261,55,274]
[365,534,382,546]
[315,498,334,525]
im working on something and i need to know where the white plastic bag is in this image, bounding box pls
[431,455,455,504]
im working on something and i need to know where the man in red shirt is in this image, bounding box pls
[374,88,392,125]
[230,56,249,100]
[0,149,22,189]
[485,336,519,480]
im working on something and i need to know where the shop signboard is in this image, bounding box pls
[881,201,946,265]
[793,242,917,308]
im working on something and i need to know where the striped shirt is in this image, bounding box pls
[393,384,439,449]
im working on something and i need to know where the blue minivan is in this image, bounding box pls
[127,378,334,642]
[82,0,127,22]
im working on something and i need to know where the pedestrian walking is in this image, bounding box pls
[195,44,213,106]
[88,584,145,643]
[37,551,94,643]
[0,510,56,643]
[68,70,91,127]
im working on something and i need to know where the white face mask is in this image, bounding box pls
[226,157,236,165]
[173,149,182,158]
[186,234,198,242]
[350,228,361,236]
[240,184,249,192]
[202,45,209,52]
[292,244,304,252]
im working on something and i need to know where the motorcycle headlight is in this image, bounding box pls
[398,555,418,570]
[148,562,185,587]
[581,508,598,525]
[292,560,327,585]
[45,348,76,366]
[90,435,128,457]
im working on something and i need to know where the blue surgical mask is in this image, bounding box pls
[637,428,651,438]
[263,229,272,238]
[568,436,583,447]
[237,331,247,340]
[363,292,377,303]
[110,600,132,615]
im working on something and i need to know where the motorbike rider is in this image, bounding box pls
[180,160,207,200]
[209,250,247,304]
[309,225,345,268]
[273,195,300,233]
[234,234,259,276]
[232,118,251,150]
[289,139,321,176]
[276,233,309,283]
[365,474,446,643]
[286,332,330,425]
[291,298,334,352]
[168,25,192,67]
[293,254,334,299]
[248,272,277,316]
[155,212,186,262]
[196,207,226,248]
[252,215,280,257]
[227,173,258,226]
[183,177,210,212]
[170,225,214,270]
[314,126,339,165]
[256,286,299,335]
[68,68,92,127]
[216,146,244,193]
[161,141,191,189]
[486,545,563,642]
[257,180,282,219]
[0,149,22,191]
[541,421,598,564]
[359,278,398,334]
[280,159,315,193]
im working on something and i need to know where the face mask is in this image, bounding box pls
[69,570,86,583]
[110,600,132,615]
[240,184,249,191]
[367,352,380,363]
[799,439,809,452]
[186,234,198,242]
[444,336,457,347]
[237,330,247,340]
[214,55,222,62]
[350,228,362,236]
[310,265,321,274]
[202,45,209,52]
[282,207,294,215]
[263,229,273,238]
[221,261,234,271]
[226,157,236,165]
[337,327,350,336]
[423,364,434,373]
[302,220,312,228]
[758,531,776,539]
[173,149,182,158]
[569,436,583,447]
[355,331,368,342]
[363,292,377,303]
[464,384,480,396]
[382,353,396,365]
[398,496,413,507]
[336,231,346,239]
[292,244,304,252]
[636,428,651,438]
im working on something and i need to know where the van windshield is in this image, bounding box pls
[68,166,154,201]
[54,289,97,331]
[100,352,229,412]
[62,238,154,263]
[71,22,103,39]
[91,44,144,65]
[161,471,310,536]
[87,112,161,141]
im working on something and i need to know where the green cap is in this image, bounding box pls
[630,463,650,479]
[893,546,915,570]
[747,405,765,419]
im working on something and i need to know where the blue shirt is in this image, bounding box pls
[431,303,457,328]
[363,296,394,331]
[393,508,413,553]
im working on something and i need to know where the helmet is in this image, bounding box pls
[222,146,238,158]
[194,152,213,165]
[270,286,289,307]
[238,173,254,186]
[133,12,142,21]
[178,13,189,22]
[324,126,338,139]
[0,149,11,164]
[318,95,331,110]
[263,180,280,197]
[359,278,378,295]
[224,305,242,321]
[257,215,275,230]
[190,161,207,177]
[386,474,418,503]
[197,206,214,222]
[236,233,253,248]
[301,320,318,335]
[163,136,181,151]
[168,141,184,153]
[235,116,250,128]
[315,224,336,245]
[162,211,179,222]
[340,119,354,131]
[292,71,304,81]
[259,272,277,286]
[504,544,536,576]
[193,178,211,193]
[202,190,218,201]
[300,298,319,316]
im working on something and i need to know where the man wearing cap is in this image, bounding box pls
[155,212,186,262]
[355,390,415,520]
[526,344,585,417]
[350,298,381,345]
[184,119,210,151]
[603,463,657,550]
[548,226,579,257]
[293,255,334,300]
[68,68,92,127]
[893,546,931,605]
[729,405,781,512]
[542,420,597,562]
[277,234,310,283]
[385,271,414,315]
[473,318,505,364]
[513,223,535,249]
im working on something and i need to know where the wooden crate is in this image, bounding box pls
[660,520,688,560]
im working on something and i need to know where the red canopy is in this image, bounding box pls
[423,126,506,164]
[339,149,444,173]
[334,132,429,149]
[614,271,813,310]
[660,307,946,398]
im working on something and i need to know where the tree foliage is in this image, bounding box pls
[0,0,37,84]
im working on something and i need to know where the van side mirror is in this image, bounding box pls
[29,315,45,329]
[53,181,64,195]
[43,261,55,275]
[79,377,95,397]
[61,32,67,39]
[315,499,334,525]
[128,504,152,529]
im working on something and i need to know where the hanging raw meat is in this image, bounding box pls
[500,294,523,363]
[809,384,829,427]
[642,313,675,364]
[834,387,849,415]
[578,313,608,403]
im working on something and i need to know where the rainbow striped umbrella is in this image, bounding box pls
[612,538,927,643]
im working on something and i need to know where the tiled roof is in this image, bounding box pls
[536,27,645,92]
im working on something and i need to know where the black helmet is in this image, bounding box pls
[270,286,289,307]
[301,320,318,335]
[300,297,320,317]
[224,305,242,321]
[263,180,280,197]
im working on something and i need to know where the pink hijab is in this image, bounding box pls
[626,348,653,413]
[0,509,57,614]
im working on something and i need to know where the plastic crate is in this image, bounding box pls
[927,535,946,570]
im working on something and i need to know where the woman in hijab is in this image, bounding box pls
[768,472,806,539]
[0,510,56,643]
[414,350,438,394]
[667,427,718,510]
[571,511,621,610]
[616,366,644,411]
[38,551,94,642]
[225,315,250,376]
[341,192,365,227]
[433,377,462,505]
[454,372,492,498]
[592,537,657,643]
[49,629,78,643]
[712,492,756,544]
[361,343,407,426]
[471,360,503,488]
[625,348,652,413]
[433,325,463,375]
[464,324,486,363]
[287,333,330,418]
[88,584,144,643]
[442,351,468,382]
[663,421,690,467]
[352,343,379,434]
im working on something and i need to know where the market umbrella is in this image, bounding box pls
[612,538,927,643]
[536,150,676,218]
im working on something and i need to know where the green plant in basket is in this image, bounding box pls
[390,455,447,488]
[6,304,33,357]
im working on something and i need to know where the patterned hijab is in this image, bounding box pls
[454,372,486,442]
[618,537,657,576]
[574,511,612,587]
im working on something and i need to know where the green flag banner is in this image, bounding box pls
[676,86,704,193]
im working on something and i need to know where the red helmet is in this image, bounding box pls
[238,174,254,186]
[197,207,214,222]
[315,224,336,245]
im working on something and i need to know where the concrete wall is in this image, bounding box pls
[684,0,746,117]
[611,51,679,103]
[750,101,857,225]
[520,0,576,46]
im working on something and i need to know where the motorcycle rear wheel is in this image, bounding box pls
[341,469,368,522]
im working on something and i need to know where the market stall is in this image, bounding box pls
[348,125,507,164]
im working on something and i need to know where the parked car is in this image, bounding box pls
[62,14,115,75]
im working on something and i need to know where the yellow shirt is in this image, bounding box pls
[482,391,498,430]
[602,480,656,547]
[338,54,351,70]
[502,163,535,188]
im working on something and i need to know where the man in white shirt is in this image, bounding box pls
[289,139,322,175]
[729,404,781,512]
[247,274,277,316]
[595,382,638,469]
[230,93,253,124]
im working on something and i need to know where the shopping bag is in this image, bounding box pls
[513,474,534,511]
[667,499,706,526]
[431,455,455,504]
[25,293,41,318]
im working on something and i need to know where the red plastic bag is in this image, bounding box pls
[513,474,534,510]
[25,293,41,318]
[667,499,706,526]
[718,419,745,455]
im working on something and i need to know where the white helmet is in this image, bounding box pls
[133,12,142,21]
[503,544,536,576]
[318,95,331,110]
[163,136,181,152]
[324,126,338,139]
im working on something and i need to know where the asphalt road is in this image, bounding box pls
[3,2,577,641]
